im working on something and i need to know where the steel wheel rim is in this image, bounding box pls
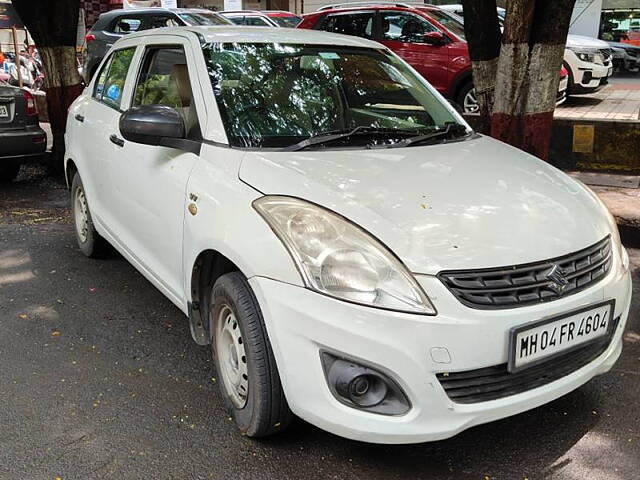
[215,305,249,409]
[463,88,480,114]
[74,187,89,244]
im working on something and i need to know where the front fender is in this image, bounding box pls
[182,145,303,302]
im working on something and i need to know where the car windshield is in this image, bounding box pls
[203,43,464,148]
[269,15,302,28]
[424,9,466,41]
[179,12,228,26]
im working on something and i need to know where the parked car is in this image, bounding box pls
[608,41,639,73]
[220,10,302,27]
[65,26,631,444]
[564,35,614,95]
[299,2,567,113]
[441,5,614,96]
[0,84,46,181]
[82,8,231,82]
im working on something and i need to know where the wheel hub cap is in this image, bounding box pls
[464,88,480,114]
[74,187,89,244]
[215,305,248,408]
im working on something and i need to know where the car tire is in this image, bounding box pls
[0,163,21,182]
[210,271,293,438]
[457,82,479,115]
[71,173,108,258]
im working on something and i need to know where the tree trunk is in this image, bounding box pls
[11,0,83,170]
[462,0,502,134]
[490,0,576,160]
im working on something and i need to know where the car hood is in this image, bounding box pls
[566,34,610,49]
[239,135,612,274]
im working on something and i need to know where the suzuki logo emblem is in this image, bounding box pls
[546,264,569,294]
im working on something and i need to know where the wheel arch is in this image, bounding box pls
[65,158,78,190]
[450,68,473,102]
[188,248,241,345]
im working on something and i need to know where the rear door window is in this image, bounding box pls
[244,16,272,26]
[93,47,136,110]
[225,16,244,25]
[145,15,181,29]
[320,12,375,39]
[110,17,142,34]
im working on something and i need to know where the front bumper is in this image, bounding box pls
[250,251,631,444]
[0,125,47,161]
[569,61,612,94]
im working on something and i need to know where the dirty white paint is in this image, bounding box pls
[38,46,83,89]
[493,42,566,115]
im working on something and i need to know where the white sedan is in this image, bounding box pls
[65,26,631,444]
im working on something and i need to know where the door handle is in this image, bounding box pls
[75,114,84,123]
[109,134,124,147]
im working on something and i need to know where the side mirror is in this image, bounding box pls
[423,31,447,46]
[120,105,201,154]
[120,104,186,146]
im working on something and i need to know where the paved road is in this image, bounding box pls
[1,167,638,480]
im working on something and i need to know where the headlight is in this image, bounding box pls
[568,47,596,63]
[253,196,436,315]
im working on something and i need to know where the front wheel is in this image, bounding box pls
[210,272,292,437]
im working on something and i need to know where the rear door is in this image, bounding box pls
[376,10,450,93]
[72,47,138,227]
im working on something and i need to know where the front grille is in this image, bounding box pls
[438,236,612,309]
[436,316,619,404]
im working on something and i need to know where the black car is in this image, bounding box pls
[0,84,47,182]
[608,41,640,73]
[82,8,230,82]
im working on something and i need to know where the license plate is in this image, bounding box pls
[508,300,614,372]
[608,66,613,76]
[0,105,8,118]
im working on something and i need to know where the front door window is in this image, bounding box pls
[380,12,436,43]
[133,46,200,139]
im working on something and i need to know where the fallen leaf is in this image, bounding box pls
[51,331,61,337]
[18,314,28,319]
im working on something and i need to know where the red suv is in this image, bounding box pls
[298,2,473,106]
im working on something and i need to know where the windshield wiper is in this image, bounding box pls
[283,126,422,152]
[388,122,470,148]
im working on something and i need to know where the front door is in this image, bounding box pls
[106,42,203,304]
[376,11,451,94]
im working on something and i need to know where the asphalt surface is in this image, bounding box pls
[1,166,639,480]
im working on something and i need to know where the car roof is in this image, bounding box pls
[220,11,266,15]
[315,2,437,12]
[97,7,220,20]
[121,25,383,49]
